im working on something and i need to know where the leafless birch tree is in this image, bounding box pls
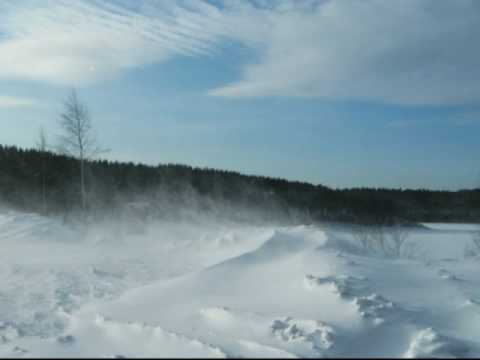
[58,89,106,214]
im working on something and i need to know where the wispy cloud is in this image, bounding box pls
[210,0,480,106]
[0,95,38,108]
[0,0,233,86]
[1,1,480,106]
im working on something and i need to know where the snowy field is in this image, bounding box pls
[0,209,479,358]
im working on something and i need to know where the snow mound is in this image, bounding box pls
[1,209,480,357]
[0,211,76,244]
[465,298,480,307]
[233,339,296,358]
[437,269,461,281]
[211,226,327,267]
[404,327,470,358]
[353,294,395,324]
[199,306,236,325]
[304,274,367,297]
[0,322,20,343]
[12,346,28,355]
[5,313,227,358]
[271,317,335,356]
[198,306,336,358]
[90,316,227,358]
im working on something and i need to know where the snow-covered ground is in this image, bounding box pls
[0,209,478,358]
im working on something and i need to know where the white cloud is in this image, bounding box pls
[0,95,38,108]
[1,0,480,105]
[0,0,233,86]
[210,0,480,106]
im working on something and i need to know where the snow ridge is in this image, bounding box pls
[0,210,478,357]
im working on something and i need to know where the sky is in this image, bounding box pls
[0,0,479,190]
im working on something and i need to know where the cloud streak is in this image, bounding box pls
[210,0,480,105]
[0,95,38,108]
[0,0,232,85]
[1,0,480,105]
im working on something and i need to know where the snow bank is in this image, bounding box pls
[0,209,479,357]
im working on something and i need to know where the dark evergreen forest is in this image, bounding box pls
[1,144,479,225]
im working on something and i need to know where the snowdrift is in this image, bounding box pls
[0,209,479,357]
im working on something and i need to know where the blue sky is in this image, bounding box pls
[0,0,479,190]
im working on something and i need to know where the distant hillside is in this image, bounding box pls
[0,144,479,224]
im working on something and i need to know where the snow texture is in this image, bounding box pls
[0,209,478,358]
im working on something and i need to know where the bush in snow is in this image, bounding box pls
[351,223,412,258]
[464,230,480,259]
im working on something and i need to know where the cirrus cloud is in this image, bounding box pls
[1,0,480,106]
[0,0,233,86]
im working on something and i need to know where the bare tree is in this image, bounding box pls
[36,126,48,214]
[465,230,480,258]
[388,224,410,257]
[352,224,387,254]
[371,226,387,254]
[352,223,410,258]
[473,231,480,252]
[58,89,106,214]
[352,224,371,250]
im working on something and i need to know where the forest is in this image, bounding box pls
[0,143,478,226]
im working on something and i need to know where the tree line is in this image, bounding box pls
[0,143,479,225]
[0,90,478,225]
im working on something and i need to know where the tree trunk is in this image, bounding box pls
[80,157,87,214]
[42,159,47,215]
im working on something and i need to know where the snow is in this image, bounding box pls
[0,208,479,358]
[423,223,479,232]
